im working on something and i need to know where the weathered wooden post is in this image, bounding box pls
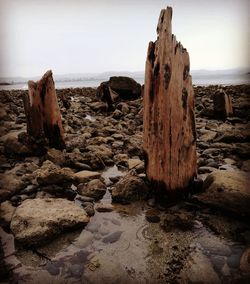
[143,7,197,200]
[23,70,65,149]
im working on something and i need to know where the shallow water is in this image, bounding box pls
[1,167,250,283]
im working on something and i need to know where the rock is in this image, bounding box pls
[128,158,144,172]
[86,144,113,165]
[23,70,65,149]
[10,198,89,246]
[112,109,123,119]
[46,148,65,165]
[89,101,107,112]
[199,130,217,142]
[77,179,106,200]
[95,203,114,212]
[213,89,233,119]
[74,170,101,184]
[102,231,123,244]
[180,250,221,284]
[111,173,149,203]
[143,7,197,194]
[0,165,28,202]
[0,201,16,225]
[35,160,74,185]
[161,212,194,231]
[3,132,32,156]
[82,203,95,217]
[145,209,160,223]
[196,170,250,217]
[108,76,141,100]
[76,195,95,203]
[0,108,8,120]
[198,166,217,174]
[240,248,250,272]
[215,129,250,143]
[241,160,250,172]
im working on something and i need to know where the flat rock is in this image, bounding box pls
[74,170,101,184]
[128,158,144,170]
[95,203,114,212]
[10,198,89,246]
[196,170,250,217]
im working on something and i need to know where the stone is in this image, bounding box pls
[96,77,141,105]
[180,250,221,284]
[74,170,101,184]
[143,7,197,196]
[46,148,65,165]
[196,170,250,217]
[128,158,144,171]
[240,248,250,272]
[0,166,27,202]
[3,132,32,156]
[213,89,233,119]
[86,144,113,164]
[82,203,95,217]
[108,76,141,100]
[0,201,16,225]
[95,203,114,212]
[241,160,250,172]
[10,198,89,246]
[77,179,106,200]
[145,209,161,223]
[111,173,149,203]
[161,212,194,231]
[35,160,74,185]
[23,70,65,149]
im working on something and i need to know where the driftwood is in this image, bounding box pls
[23,70,65,149]
[143,7,197,198]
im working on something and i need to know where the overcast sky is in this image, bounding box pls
[0,0,249,77]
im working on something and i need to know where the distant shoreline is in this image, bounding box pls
[0,83,249,92]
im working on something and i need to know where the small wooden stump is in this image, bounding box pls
[213,89,233,120]
[143,7,197,198]
[23,70,65,149]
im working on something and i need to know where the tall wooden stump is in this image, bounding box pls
[143,7,197,198]
[23,70,65,149]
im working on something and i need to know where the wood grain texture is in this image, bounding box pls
[23,70,65,149]
[143,7,197,194]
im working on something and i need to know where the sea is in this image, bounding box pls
[0,72,249,91]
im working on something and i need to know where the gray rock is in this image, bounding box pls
[196,170,250,217]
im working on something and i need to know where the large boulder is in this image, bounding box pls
[10,198,89,246]
[195,170,250,217]
[111,173,149,203]
[96,77,142,109]
[108,76,142,100]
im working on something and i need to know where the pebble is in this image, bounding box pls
[102,231,123,244]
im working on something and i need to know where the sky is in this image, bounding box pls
[0,0,249,78]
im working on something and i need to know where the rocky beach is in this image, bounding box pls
[0,81,250,283]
